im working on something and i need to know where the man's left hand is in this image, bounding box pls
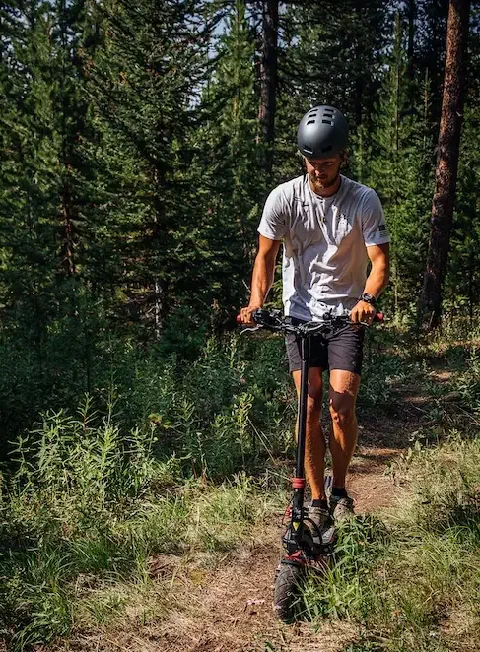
[350,300,377,324]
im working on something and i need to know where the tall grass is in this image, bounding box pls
[1,324,478,649]
[0,331,295,648]
[0,398,282,649]
[300,434,480,651]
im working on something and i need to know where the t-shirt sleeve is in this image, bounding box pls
[257,186,288,240]
[362,189,390,246]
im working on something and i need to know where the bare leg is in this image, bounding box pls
[328,370,361,489]
[292,367,326,500]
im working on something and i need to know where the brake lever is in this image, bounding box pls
[358,312,384,327]
[239,325,262,334]
[354,312,384,327]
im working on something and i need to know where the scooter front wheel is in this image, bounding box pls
[273,561,304,622]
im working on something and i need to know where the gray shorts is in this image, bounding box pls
[285,320,365,374]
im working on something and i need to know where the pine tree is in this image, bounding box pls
[416,0,449,125]
[271,0,391,188]
[447,104,480,318]
[0,0,100,443]
[257,0,279,178]
[84,0,210,334]
[191,0,264,325]
[441,3,480,318]
[369,14,434,320]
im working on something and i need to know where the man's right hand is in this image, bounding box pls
[238,305,262,325]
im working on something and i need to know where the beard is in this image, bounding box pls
[308,170,340,193]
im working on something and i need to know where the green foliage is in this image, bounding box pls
[2,0,480,648]
[190,0,265,318]
[446,101,480,315]
[12,400,159,511]
[0,400,281,647]
[302,515,390,621]
[301,435,480,651]
[0,323,479,648]
[368,14,434,320]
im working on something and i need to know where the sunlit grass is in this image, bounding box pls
[300,435,480,651]
[1,328,479,649]
[0,403,282,650]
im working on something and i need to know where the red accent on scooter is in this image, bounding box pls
[292,478,306,489]
[283,550,307,564]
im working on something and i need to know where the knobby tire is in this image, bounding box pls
[273,562,304,623]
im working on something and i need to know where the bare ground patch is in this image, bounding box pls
[56,523,358,652]
[50,452,401,652]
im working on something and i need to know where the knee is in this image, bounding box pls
[329,398,355,427]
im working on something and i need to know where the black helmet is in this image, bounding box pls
[297,105,348,160]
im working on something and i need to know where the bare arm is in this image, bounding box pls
[350,243,390,323]
[239,235,281,324]
[364,242,390,297]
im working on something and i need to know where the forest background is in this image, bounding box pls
[1,0,479,443]
[1,0,480,649]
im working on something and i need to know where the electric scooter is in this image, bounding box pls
[240,308,383,622]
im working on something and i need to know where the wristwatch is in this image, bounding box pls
[359,292,377,307]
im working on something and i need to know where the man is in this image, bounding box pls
[239,105,390,532]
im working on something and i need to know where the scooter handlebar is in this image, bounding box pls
[237,309,384,331]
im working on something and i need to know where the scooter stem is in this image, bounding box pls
[290,334,309,543]
[296,335,309,479]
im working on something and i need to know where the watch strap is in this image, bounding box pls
[360,292,377,307]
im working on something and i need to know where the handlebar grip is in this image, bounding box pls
[252,308,272,324]
[236,311,268,325]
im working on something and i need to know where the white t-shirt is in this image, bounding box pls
[257,174,390,321]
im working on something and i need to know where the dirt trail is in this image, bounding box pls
[154,439,403,652]
[90,442,403,652]
[68,381,439,652]
[80,522,359,652]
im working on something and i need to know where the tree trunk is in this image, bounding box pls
[406,0,416,79]
[257,0,278,177]
[419,0,470,328]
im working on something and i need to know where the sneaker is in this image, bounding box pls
[306,504,330,537]
[329,493,355,521]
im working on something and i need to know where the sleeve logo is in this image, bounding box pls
[378,224,388,236]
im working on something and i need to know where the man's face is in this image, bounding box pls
[305,154,343,191]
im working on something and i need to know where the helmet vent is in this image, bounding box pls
[322,119,333,124]
[307,119,315,125]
